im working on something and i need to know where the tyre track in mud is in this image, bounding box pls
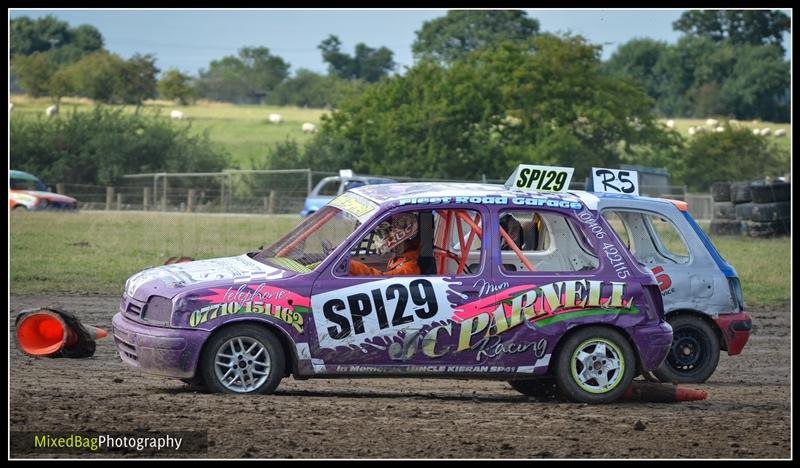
[9,295,791,458]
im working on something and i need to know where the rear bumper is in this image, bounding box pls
[714,312,752,356]
[112,312,209,379]
[630,321,674,371]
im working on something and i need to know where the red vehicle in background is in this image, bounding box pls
[9,170,78,211]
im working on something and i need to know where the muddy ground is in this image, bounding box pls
[9,294,791,459]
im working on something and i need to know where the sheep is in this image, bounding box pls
[753,128,761,136]
[694,125,706,133]
[774,129,786,137]
[170,110,185,120]
[706,118,719,127]
[301,122,317,133]
[715,126,725,133]
[268,113,283,124]
[760,127,772,136]
[666,119,675,128]
[688,126,696,136]
[46,105,58,117]
[9,102,13,112]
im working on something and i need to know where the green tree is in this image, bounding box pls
[412,10,540,64]
[604,39,670,112]
[118,53,160,111]
[158,69,195,105]
[673,10,791,53]
[10,106,227,186]
[673,124,787,191]
[11,15,103,57]
[318,35,395,82]
[719,44,790,122]
[69,24,104,52]
[298,35,679,180]
[194,47,289,103]
[12,52,55,97]
[66,51,126,103]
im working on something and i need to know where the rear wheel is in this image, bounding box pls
[554,327,635,404]
[199,324,285,394]
[654,314,720,384]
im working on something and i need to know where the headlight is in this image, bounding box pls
[143,295,173,325]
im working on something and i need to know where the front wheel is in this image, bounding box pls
[199,324,285,394]
[554,327,635,404]
[654,315,720,384]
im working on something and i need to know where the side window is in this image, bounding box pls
[499,210,599,273]
[316,180,340,197]
[602,211,631,250]
[346,209,483,277]
[603,210,690,266]
[644,213,690,264]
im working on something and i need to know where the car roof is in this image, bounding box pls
[350,182,686,212]
[9,170,39,181]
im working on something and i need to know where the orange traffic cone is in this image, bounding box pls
[621,381,708,403]
[15,308,107,358]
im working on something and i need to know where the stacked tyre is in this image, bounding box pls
[746,182,791,237]
[710,182,742,235]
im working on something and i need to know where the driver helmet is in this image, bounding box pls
[373,212,419,254]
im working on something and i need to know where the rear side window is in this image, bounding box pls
[603,210,690,265]
[498,210,599,273]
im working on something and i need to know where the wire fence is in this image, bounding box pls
[54,169,703,217]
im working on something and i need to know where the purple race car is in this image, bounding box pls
[113,175,673,404]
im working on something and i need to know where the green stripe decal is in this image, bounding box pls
[533,307,639,328]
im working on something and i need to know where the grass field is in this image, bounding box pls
[10,97,328,168]
[10,211,791,307]
[10,97,790,168]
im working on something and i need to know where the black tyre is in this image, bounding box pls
[750,201,791,222]
[730,181,752,204]
[654,315,720,384]
[712,202,736,220]
[12,205,28,211]
[750,182,790,203]
[734,202,753,221]
[553,327,635,404]
[199,323,285,395]
[508,378,562,401]
[709,219,743,236]
[745,220,790,238]
[710,182,731,202]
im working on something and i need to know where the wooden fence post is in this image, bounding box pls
[56,183,65,195]
[268,190,277,214]
[143,187,150,211]
[116,193,123,211]
[187,189,196,212]
[106,187,114,211]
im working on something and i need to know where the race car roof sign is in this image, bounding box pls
[591,167,640,196]
[505,164,574,194]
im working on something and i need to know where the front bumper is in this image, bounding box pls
[630,321,674,372]
[714,312,752,356]
[112,312,210,379]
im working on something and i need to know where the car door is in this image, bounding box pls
[485,207,651,376]
[308,205,492,372]
[600,208,722,312]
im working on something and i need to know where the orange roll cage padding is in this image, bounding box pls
[499,225,536,272]
[430,208,536,275]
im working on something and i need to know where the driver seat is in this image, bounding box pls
[417,211,436,275]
